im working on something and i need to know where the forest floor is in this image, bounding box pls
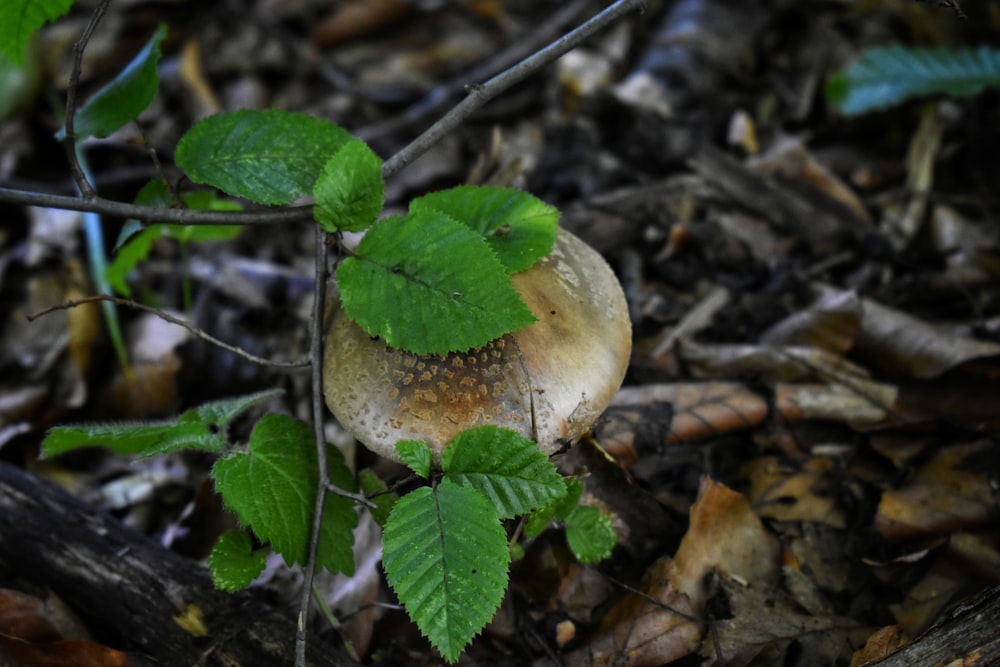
[1,0,999,665]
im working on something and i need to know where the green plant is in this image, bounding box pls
[827,45,1000,115]
[6,0,642,663]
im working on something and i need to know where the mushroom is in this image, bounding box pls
[323,227,631,463]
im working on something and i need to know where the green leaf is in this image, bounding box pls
[41,389,279,458]
[410,185,558,273]
[525,477,583,538]
[564,505,616,564]
[442,426,566,520]
[0,0,73,66]
[107,181,243,296]
[208,530,266,591]
[175,109,352,205]
[827,45,1000,116]
[57,24,167,140]
[396,440,432,479]
[383,481,509,663]
[313,139,384,233]
[359,469,397,528]
[320,445,360,576]
[336,211,535,355]
[212,414,357,573]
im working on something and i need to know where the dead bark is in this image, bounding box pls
[873,584,1000,666]
[0,461,361,667]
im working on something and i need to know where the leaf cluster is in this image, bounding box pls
[383,427,615,662]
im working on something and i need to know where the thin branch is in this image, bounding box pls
[355,0,595,142]
[297,224,332,667]
[62,0,113,200]
[0,187,313,225]
[27,295,310,368]
[380,0,647,179]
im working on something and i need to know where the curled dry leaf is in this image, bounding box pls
[568,479,779,666]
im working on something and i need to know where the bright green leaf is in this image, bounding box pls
[57,24,167,140]
[827,45,1000,116]
[396,440,432,478]
[383,481,509,663]
[410,185,558,273]
[41,389,279,458]
[336,211,535,355]
[313,139,384,233]
[175,109,352,205]
[442,426,566,519]
[212,413,356,574]
[208,530,266,591]
[564,505,616,564]
[0,0,73,66]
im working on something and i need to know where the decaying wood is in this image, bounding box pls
[0,462,361,667]
[872,584,1000,666]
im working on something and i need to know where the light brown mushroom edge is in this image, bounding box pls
[323,227,632,463]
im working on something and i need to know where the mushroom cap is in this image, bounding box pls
[323,227,631,462]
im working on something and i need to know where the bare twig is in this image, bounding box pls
[62,0,113,199]
[0,187,313,225]
[356,0,595,142]
[296,227,372,667]
[27,295,310,368]
[380,0,647,179]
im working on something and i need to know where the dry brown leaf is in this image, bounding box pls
[855,294,1000,379]
[564,558,702,667]
[760,288,861,356]
[851,625,907,667]
[598,383,768,464]
[0,589,146,667]
[742,456,847,528]
[775,380,898,427]
[312,0,415,48]
[702,574,867,666]
[751,136,872,224]
[672,478,780,608]
[876,441,998,541]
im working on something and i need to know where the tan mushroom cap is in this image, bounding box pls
[323,227,632,463]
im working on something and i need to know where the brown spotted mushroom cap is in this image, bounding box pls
[323,227,632,463]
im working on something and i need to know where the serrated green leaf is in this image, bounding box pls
[212,413,357,574]
[208,530,266,591]
[175,109,352,205]
[828,45,1000,116]
[313,139,384,233]
[396,440,432,478]
[383,481,509,663]
[524,477,583,538]
[336,211,535,355]
[41,390,279,458]
[442,426,566,519]
[0,0,73,66]
[410,185,558,273]
[41,420,213,458]
[360,469,397,527]
[56,24,167,140]
[564,505,616,563]
[107,181,243,296]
